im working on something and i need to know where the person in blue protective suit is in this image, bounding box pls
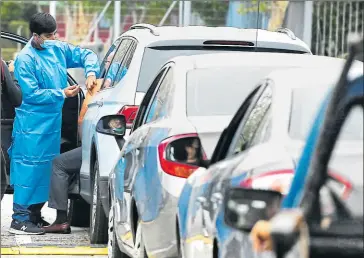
[8,13,100,235]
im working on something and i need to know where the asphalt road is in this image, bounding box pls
[1,194,106,257]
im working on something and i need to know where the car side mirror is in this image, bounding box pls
[269,209,307,258]
[96,115,126,137]
[224,187,283,231]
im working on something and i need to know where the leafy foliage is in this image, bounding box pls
[192,0,229,26]
[1,2,38,35]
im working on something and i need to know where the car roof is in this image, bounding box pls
[122,26,310,53]
[172,52,362,72]
[267,61,363,148]
[267,60,364,91]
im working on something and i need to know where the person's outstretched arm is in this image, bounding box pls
[62,42,100,77]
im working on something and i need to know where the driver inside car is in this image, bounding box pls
[103,51,128,89]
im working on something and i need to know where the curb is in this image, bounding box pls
[1,246,108,255]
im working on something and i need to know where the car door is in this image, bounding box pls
[79,37,126,185]
[206,84,273,229]
[191,81,273,243]
[115,65,171,250]
[92,39,138,179]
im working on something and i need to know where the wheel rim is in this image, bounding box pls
[91,170,98,235]
[107,206,114,257]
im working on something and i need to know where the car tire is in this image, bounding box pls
[108,205,126,258]
[89,158,108,244]
[135,219,147,258]
[68,198,90,227]
[176,220,184,258]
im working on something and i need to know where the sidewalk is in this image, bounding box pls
[1,195,107,256]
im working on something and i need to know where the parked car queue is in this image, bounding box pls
[1,24,312,242]
[101,31,362,258]
[1,26,362,258]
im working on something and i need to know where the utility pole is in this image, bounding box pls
[82,1,112,44]
[183,1,191,26]
[49,1,56,18]
[178,1,191,26]
[303,1,313,49]
[114,1,121,42]
[178,1,183,26]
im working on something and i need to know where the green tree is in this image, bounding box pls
[192,0,229,26]
[1,1,38,36]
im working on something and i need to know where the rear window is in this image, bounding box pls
[136,46,307,93]
[137,47,238,92]
[289,88,363,141]
[186,66,277,116]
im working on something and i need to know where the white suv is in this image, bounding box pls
[75,24,311,244]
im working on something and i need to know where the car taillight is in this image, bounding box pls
[118,105,138,128]
[327,171,353,199]
[240,168,352,198]
[240,169,294,195]
[158,133,207,179]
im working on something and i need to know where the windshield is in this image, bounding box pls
[186,66,277,116]
[289,88,363,141]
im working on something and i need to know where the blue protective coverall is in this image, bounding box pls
[9,39,99,221]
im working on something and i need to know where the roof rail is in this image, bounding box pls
[129,23,160,36]
[276,27,296,40]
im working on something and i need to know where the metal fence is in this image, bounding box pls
[2,1,363,60]
[311,1,364,58]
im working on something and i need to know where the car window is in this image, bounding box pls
[144,67,174,124]
[250,112,272,146]
[123,42,137,70]
[99,37,122,78]
[289,86,363,141]
[131,67,167,132]
[137,47,272,94]
[109,40,137,89]
[186,67,278,117]
[228,85,273,155]
[326,105,363,217]
[101,39,131,90]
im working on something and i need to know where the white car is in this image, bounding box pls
[77,24,312,244]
